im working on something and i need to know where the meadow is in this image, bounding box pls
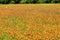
[0,4,60,40]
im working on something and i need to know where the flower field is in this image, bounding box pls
[0,4,60,40]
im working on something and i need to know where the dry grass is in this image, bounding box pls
[0,4,60,40]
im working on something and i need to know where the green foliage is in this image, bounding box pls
[14,0,20,4]
[51,0,60,3]
[20,0,27,3]
[0,0,60,4]
[37,0,47,3]
[0,0,10,4]
[10,0,15,4]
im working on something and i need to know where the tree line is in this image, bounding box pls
[0,0,60,4]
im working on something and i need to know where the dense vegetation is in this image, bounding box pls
[0,0,60,4]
